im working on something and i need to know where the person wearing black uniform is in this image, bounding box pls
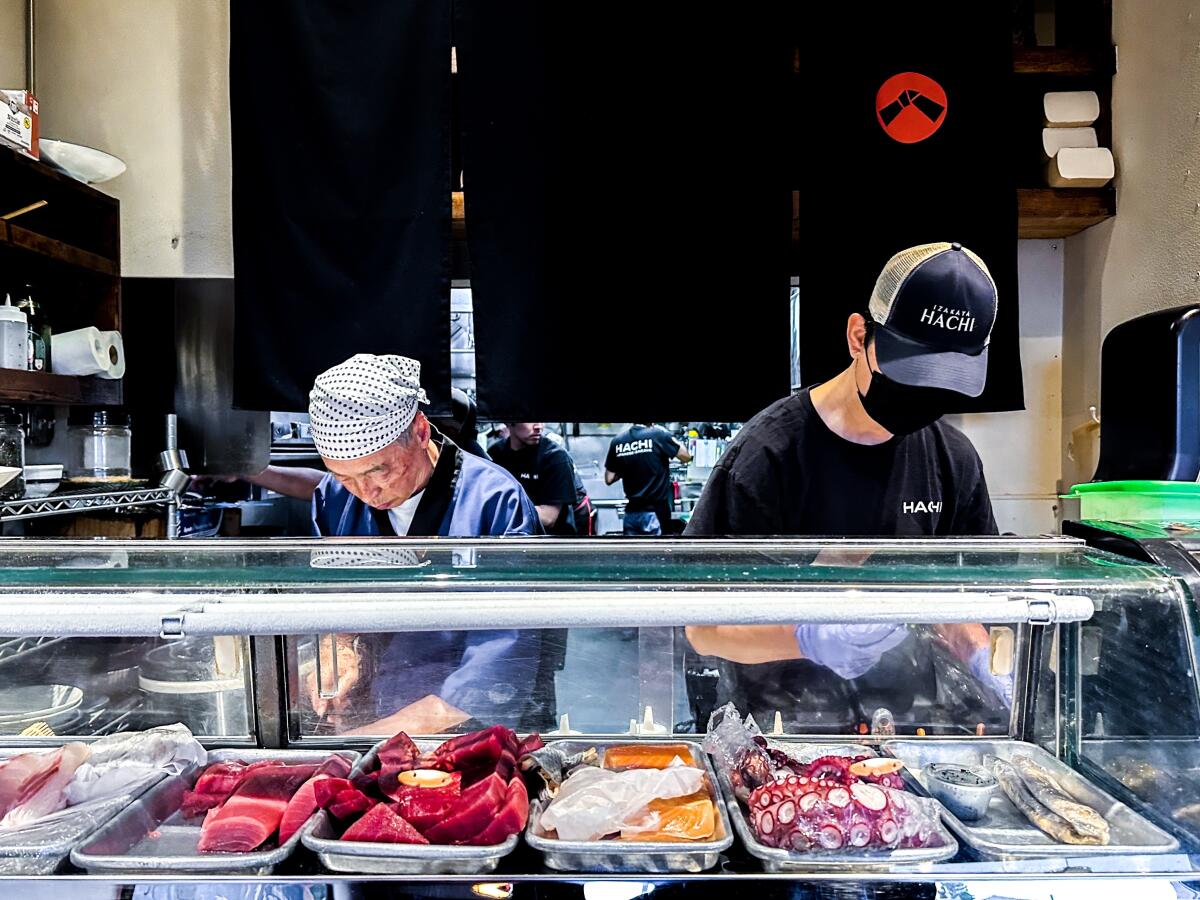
[489,422,579,535]
[605,424,693,535]
[684,242,1008,730]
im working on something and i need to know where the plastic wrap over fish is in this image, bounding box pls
[68,723,206,806]
[748,774,945,853]
[539,762,706,842]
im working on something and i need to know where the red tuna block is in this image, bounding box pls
[340,802,428,844]
[329,788,378,820]
[393,772,463,832]
[350,769,380,795]
[421,773,506,844]
[377,732,426,797]
[469,778,529,846]
[277,755,354,845]
[439,732,506,780]
[517,733,544,756]
[432,725,512,757]
[182,760,277,818]
[313,777,355,808]
[197,763,318,853]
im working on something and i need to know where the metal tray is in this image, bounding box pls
[71,748,358,875]
[524,739,734,873]
[301,738,519,875]
[883,739,1180,860]
[711,740,959,873]
[0,746,165,876]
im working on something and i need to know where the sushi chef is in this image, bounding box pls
[303,353,549,735]
[684,243,1010,723]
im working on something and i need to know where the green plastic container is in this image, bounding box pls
[1066,480,1200,522]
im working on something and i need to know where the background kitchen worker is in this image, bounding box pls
[302,354,553,735]
[605,423,693,536]
[544,428,595,536]
[488,422,580,535]
[684,243,1006,727]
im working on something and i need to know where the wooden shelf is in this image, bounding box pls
[1017,187,1115,238]
[0,221,119,275]
[1013,46,1115,76]
[0,370,122,406]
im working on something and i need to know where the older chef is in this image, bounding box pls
[299,354,551,734]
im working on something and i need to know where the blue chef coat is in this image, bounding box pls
[311,443,547,727]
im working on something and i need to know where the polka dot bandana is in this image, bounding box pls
[308,354,430,460]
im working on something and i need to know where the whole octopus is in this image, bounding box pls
[747,754,939,852]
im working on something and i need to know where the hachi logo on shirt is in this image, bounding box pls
[615,439,654,457]
[903,500,943,515]
[920,304,976,333]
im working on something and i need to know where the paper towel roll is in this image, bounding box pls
[97,330,125,379]
[52,327,110,376]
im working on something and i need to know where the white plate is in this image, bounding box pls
[38,140,126,184]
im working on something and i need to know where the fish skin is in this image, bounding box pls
[1011,754,1110,843]
[991,758,1103,846]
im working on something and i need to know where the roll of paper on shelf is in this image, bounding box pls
[51,326,110,376]
[1043,90,1100,127]
[97,330,125,379]
[1046,146,1115,187]
[1041,126,1098,159]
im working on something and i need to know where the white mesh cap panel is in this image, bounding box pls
[868,242,952,324]
[868,242,998,341]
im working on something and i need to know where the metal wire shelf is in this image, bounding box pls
[0,483,175,522]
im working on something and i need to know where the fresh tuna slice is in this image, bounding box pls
[421,773,506,844]
[376,732,421,773]
[376,732,424,796]
[329,788,377,820]
[432,725,512,757]
[182,760,278,818]
[0,749,66,819]
[350,769,380,794]
[495,748,518,783]
[517,734,544,757]
[440,733,506,784]
[277,755,354,845]
[197,763,318,852]
[393,771,464,833]
[0,743,90,828]
[313,777,356,808]
[341,802,428,844]
[468,778,529,846]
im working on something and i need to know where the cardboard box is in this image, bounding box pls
[0,91,38,158]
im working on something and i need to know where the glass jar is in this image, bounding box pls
[0,407,25,500]
[67,409,132,481]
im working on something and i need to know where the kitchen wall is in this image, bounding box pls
[0,0,23,88]
[1062,0,1200,488]
[33,0,232,277]
[947,241,1064,535]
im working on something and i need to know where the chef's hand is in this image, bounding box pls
[969,646,1014,708]
[793,624,910,679]
[305,637,362,718]
[345,694,471,736]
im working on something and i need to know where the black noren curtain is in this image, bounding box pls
[457,3,794,422]
[231,2,452,413]
[796,7,1024,412]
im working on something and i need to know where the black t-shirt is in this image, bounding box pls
[685,389,997,537]
[488,437,578,535]
[605,424,680,514]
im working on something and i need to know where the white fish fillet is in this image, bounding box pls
[0,743,90,828]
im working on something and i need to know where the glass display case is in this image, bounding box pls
[0,535,1197,894]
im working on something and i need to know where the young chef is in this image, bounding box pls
[684,243,1009,725]
[303,354,548,735]
[488,422,580,535]
[605,423,693,535]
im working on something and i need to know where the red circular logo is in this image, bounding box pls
[876,72,948,144]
